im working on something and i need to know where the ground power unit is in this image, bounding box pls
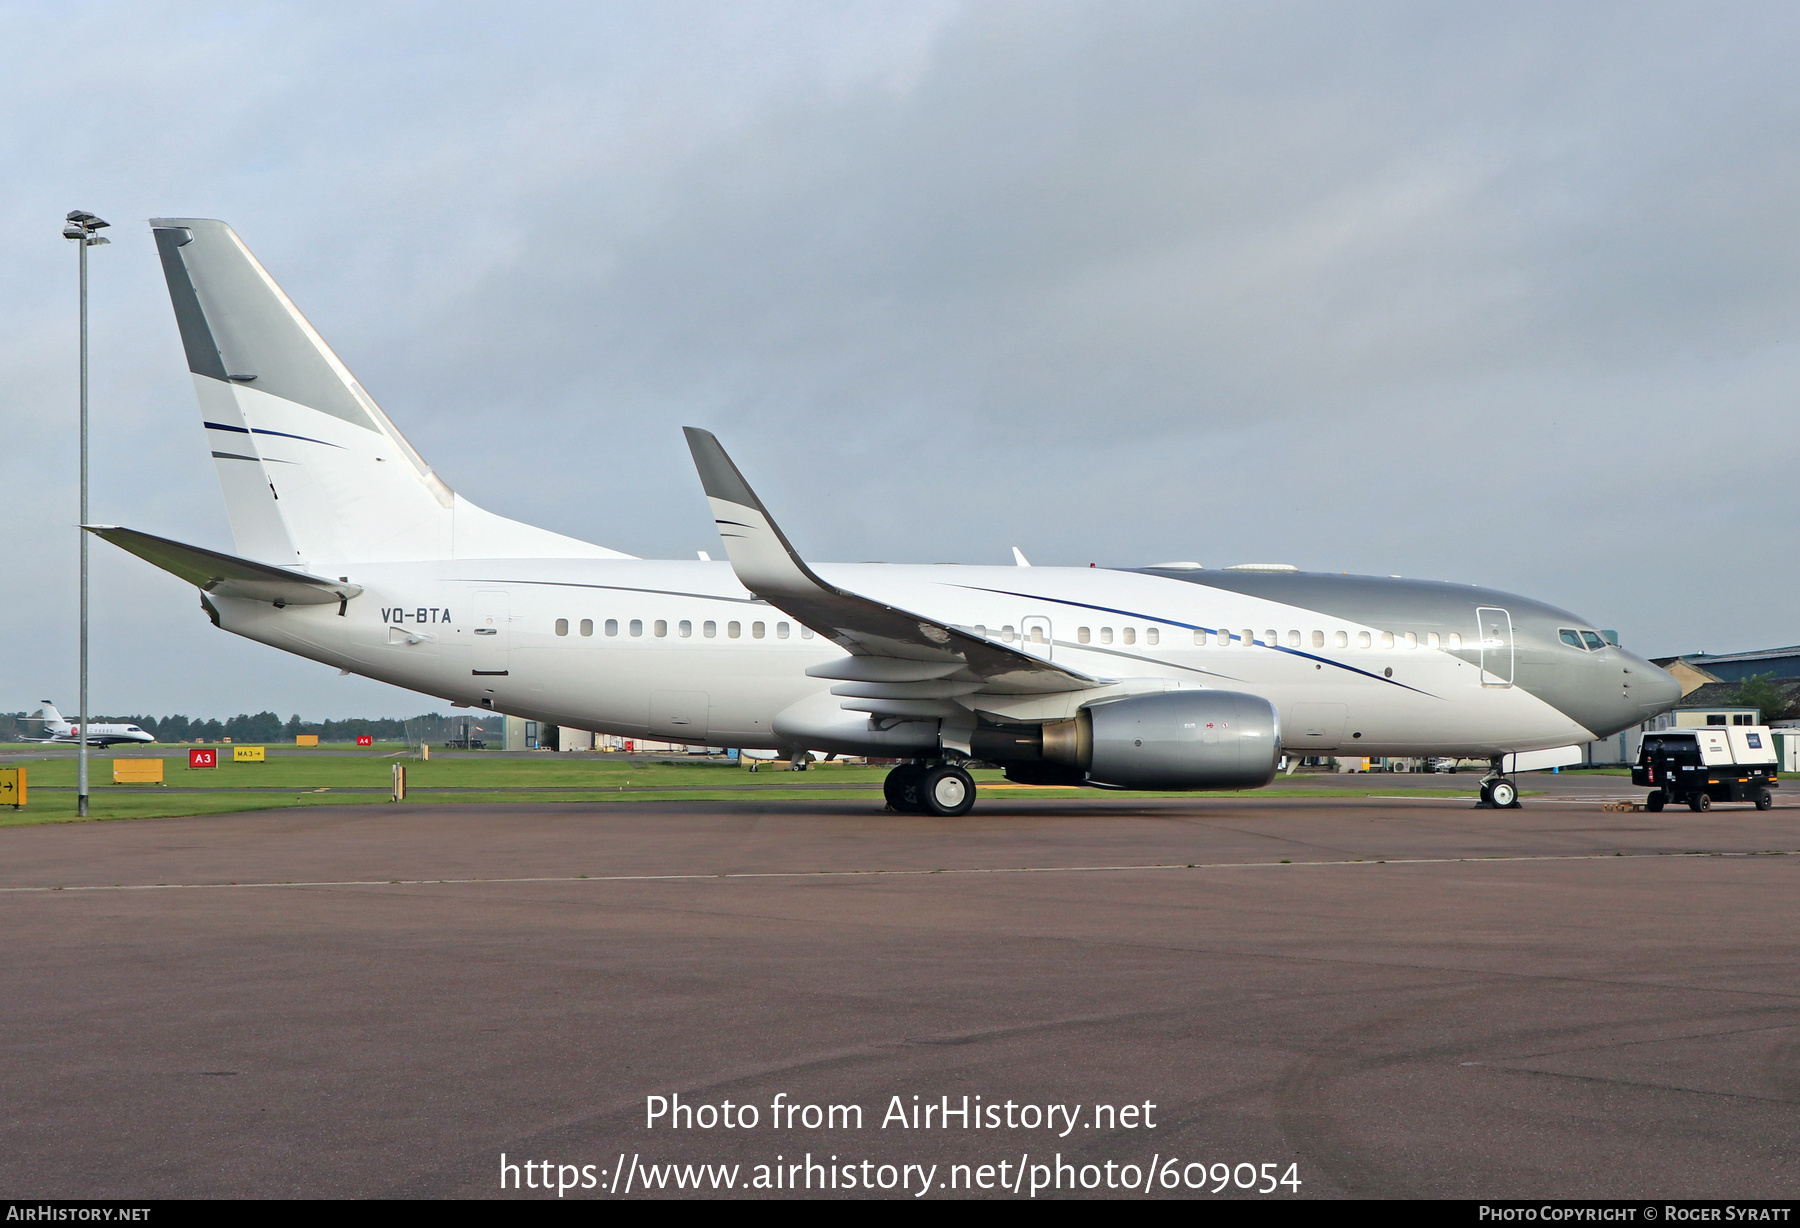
[1632,726,1779,812]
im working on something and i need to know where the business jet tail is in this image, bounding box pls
[149,218,634,568]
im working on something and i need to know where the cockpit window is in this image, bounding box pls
[1580,631,1606,651]
[1559,629,1584,649]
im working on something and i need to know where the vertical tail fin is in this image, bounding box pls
[149,219,631,565]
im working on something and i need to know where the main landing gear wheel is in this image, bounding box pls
[1757,789,1774,811]
[1646,790,1666,812]
[1480,779,1520,809]
[918,764,976,817]
[1689,793,1711,813]
[884,763,927,813]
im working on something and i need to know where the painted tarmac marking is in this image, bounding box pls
[5,848,1798,895]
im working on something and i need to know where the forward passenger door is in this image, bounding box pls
[1477,607,1513,688]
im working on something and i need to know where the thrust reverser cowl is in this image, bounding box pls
[1085,691,1282,790]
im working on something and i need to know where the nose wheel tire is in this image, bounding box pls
[1645,791,1666,812]
[919,764,977,817]
[1689,793,1711,813]
[1481,779,1519,809]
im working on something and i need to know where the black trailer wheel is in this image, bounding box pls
[918,764,976,817]
[1756,789,1774,811]
[884,763,926,813]
[1490,779,1518,809]
[1646,791,1666,812]
[1690,793,1711,813]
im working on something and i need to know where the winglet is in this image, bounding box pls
[683,427,836,601]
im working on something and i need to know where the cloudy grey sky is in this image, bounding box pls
[5,1,1799,719]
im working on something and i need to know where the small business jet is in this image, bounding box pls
[90,219,1682,815]
[23,702,157,748]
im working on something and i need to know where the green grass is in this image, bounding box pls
[0,752,1496,828]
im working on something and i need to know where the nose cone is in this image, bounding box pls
[1636,658,1683,718]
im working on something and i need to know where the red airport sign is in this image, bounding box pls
[356,735,373,747]
[189,748,217,769]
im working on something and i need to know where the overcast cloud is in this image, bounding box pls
[4,1,1799,719]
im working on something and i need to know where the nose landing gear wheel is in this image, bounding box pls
[919,764,976,817]
[1480,778,1520,808]
[1689,793,1711,812]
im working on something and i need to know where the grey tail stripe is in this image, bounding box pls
[153,226,228,380]
[210,451,259,462]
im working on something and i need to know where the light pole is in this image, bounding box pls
[63,210,108,818]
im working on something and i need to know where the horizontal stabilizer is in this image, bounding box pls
[86,525,362,607]
[684,427,1094,695]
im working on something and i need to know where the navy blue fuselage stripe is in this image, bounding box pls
[955,584,1437,697]
[203,421,342,448]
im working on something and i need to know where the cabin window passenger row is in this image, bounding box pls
[555,618,568,636]
[581,619,593,636]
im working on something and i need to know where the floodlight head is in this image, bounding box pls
[86,235,110,246]
[87,217,110,229]
[62,224,84,240]
[66,209,94,223]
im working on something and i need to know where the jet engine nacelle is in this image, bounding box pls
[1084,690,1281,790]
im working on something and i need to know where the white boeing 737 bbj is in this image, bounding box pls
[90,218,1682,815]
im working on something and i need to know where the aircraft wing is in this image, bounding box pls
[683,428,1094,696]
[86,526,363,608]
